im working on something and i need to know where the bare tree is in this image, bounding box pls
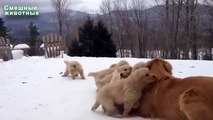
[100,0,114,34]
[100,0,153,58]
[51,0,71,36]
[130,0,148,58]
[117,0,134,57]
[99,0,209,59]
[154,0,182,59]
[181,0,200,59]
[100,0,129,57]
[202,0,213,60]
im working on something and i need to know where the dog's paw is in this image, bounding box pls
[62,75,67,77]
[113,114,123,118]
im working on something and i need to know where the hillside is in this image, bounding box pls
[2,4,211,41]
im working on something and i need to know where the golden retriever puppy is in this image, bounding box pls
[116,60,130,68]
[95,65,132,91]
[109,63,117,68]
[91,68,156,118]
[132,61,146,72]
[109,64,132,83]
[62,61,85,79]
[95,74,113,91]
[109,60,130,69]
[88,60,130,81]
[88,68,115,81]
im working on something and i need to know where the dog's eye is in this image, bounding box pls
[124,69,127,71]
[146,74,148,76]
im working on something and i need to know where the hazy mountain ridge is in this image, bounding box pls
[3,10,92,38]
[2,4,211,40]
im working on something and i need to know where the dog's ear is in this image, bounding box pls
[144,61,151,69]
[162,61,172,74]
[64,61,69,65]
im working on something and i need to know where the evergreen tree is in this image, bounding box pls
[68,17,116,57]
[78,17,95,56]
[0,18,10,38]
[68,39,83,56]
[93,20,116,57]
[28,22,40,56]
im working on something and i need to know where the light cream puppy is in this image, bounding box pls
[95,74,113,91]
[109,63,117,68]
[91,68,156,118]
[88,60,130,81]
[62,61,85,79]
[132,61,146,72]
[109,60,129,69]
[88,67,115,82]
[109,64,132,83]
[96,65,132,91]
[115,60,130,68]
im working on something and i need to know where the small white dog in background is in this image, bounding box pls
[62,60,85,79]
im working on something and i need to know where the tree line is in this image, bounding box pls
[99,0,213,60]
[0,17,117,58]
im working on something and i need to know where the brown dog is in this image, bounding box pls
[91,68,156,118]
[62,61,85,79]
[134,58,213,120]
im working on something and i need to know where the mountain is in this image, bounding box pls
[2,4,211,42]
[3,10,93,38]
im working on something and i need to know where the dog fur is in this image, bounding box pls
[88,60,130,85]
[91,68,156,118]
[134,58,213,120]
[109,63,117,68]
[95,64,132,91]
[88,60,130,79]
[95,74,113,91]
[132,62,146,72]
[109,64,132,83]
[62,61,85,79]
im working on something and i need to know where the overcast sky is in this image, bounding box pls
[0,0,156,16]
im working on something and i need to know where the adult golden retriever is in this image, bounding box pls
[134,58,213,120]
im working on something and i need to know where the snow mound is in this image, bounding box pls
[14,44,30,49]
[12,50,24,59]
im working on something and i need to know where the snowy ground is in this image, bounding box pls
[0,55,213,120]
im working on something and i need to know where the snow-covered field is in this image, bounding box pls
[0,55,213,120]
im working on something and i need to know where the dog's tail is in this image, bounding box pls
[88,72,98,77]
[91,101,100,111]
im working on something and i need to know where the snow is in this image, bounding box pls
[0,55,213,120]
[14,44,30,49]
[10,44,13,49]
[11,50,24,60]
[40,44,44,48]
